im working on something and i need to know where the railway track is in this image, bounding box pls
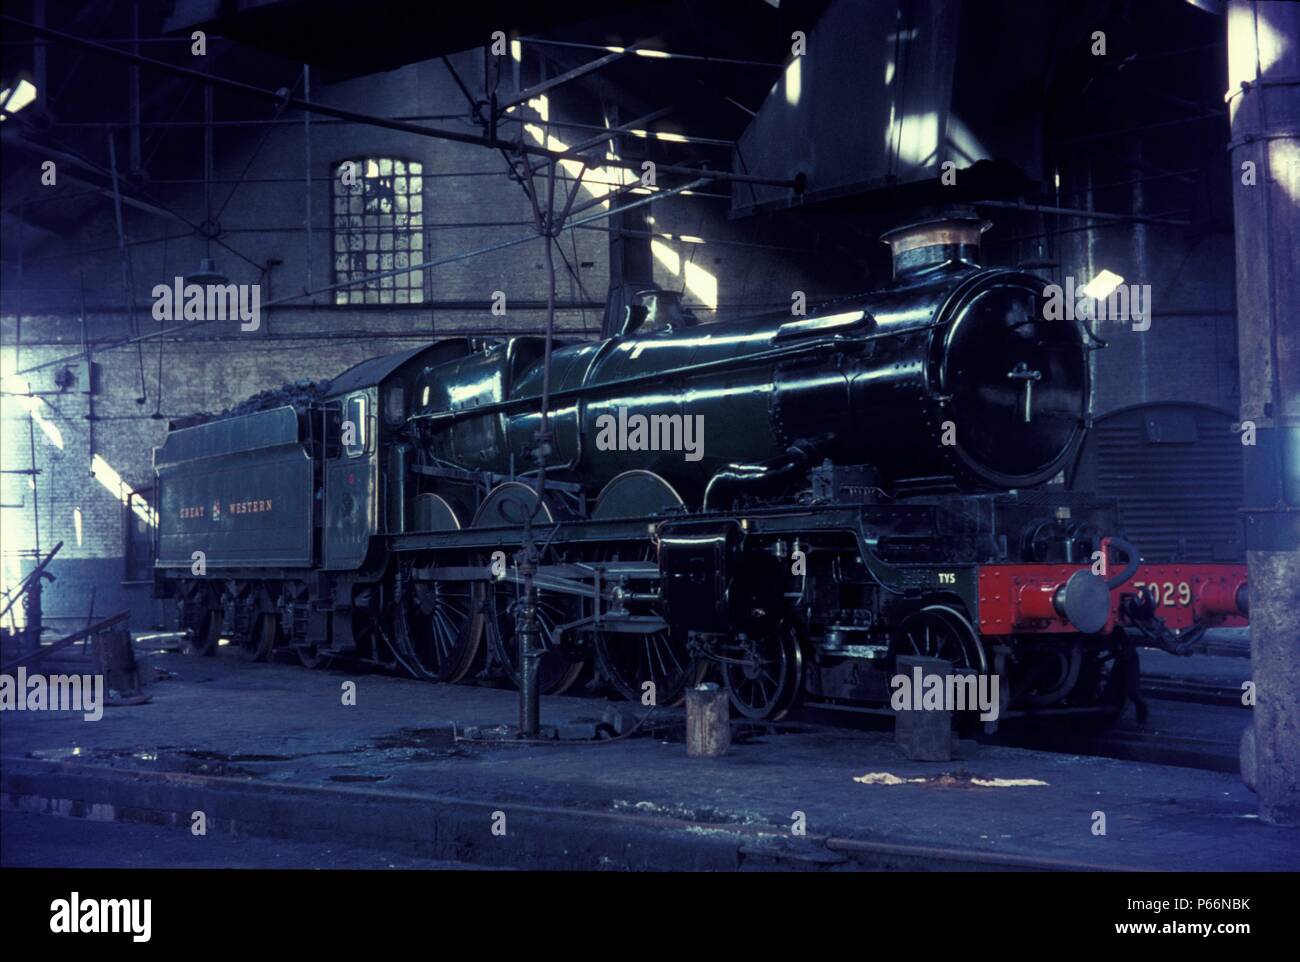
[1140,673,1247,708]
[996,725,1242,773]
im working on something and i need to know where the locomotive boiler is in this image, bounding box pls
[412,214,1086,499]
[153,211,1249,725]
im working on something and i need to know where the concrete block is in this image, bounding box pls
[893,655,954,761]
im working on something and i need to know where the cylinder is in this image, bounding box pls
[685,682,731,757]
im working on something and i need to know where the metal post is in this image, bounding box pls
[129,0,141,174]
[106,130,147,403]
[517,569,541,735]
[516,160,560,737]
[32,0,45,108]
[22,573,42,655]
[204,61,214,259]
[303,64,312,294]
[27,402,39,557]
[1226,0,1300,825]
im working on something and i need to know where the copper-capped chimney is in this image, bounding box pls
[879,208,991,279]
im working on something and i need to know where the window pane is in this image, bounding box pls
[334,158,425,300]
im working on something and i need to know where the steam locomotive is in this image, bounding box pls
[153,211,1248,725]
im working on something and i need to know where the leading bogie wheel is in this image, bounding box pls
[719,624,804,720]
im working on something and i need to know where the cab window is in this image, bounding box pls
[344,394,368,457]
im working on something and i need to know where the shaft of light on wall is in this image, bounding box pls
[784,56,801,106]
[0,79,37,120]
[91,454,158,527]
[1,390,64,450]
[522,94,635,209]
[1081,269,1125,301]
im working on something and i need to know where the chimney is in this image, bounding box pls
[880,208,991,279]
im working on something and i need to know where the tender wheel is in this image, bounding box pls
[238,611,277,662]
[296,644,328,669]
[890,604,988,674]
[719,624,803,720]
[188,608,221,656]
[482,561,585,696]
[392,562,483,683]
[593,545,700,708]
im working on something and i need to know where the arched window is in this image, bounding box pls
[332,157,424,304]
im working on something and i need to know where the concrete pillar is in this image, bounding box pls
[1226,0,1300,825]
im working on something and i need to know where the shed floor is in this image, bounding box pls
[1,644,1294,871]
